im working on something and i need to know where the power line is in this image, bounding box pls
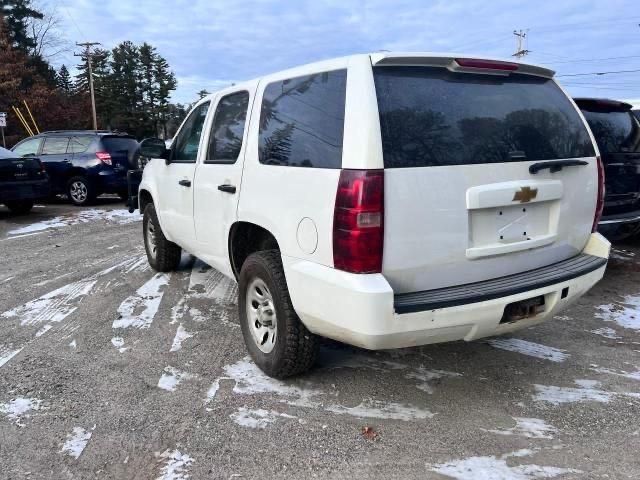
[512,29,531,58]
[557,68,640,77]
[546,54,640,65]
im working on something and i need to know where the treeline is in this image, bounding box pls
[0,0,188,147]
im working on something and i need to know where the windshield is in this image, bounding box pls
[582,109,640,154]
[373,66,595,168]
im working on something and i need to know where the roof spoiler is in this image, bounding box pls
[370,53,555,78]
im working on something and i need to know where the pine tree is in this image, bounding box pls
[56,64,72,93]
[197,89,210,99]
[154,54,177,138]
[0,0,42,52]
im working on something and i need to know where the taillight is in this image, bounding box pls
[333,169,384,274]
[592,156,605,232]
[96,151,112,165]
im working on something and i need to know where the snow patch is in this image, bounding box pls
[596,295,640,331]
[485,417,557,439]
[589,327,621,339]
[111,337,128,353]
[7,208,141,236]
[158,366,195,392]
[170,324,195,352]
[487,338,569,363]
[405,366,462,394]
[205,379,220,403]
[326,399,434,421]
[0,346,23,368]
[230,407,296,429]
[590,365,640,381]
[156,449,194,480]
[60,425,95,459]
[188,260,237,303]
[69,339,77,349]
[431,450,580,479]
[0,397,42,426]
[113,273,169,329]
[533,380,612,405]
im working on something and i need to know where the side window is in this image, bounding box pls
[258,69,347,168]
[172,102,210,162]
[69,136,93,154]
[41,137,70,155]
[206,91,250,164]
[13,137,42,156]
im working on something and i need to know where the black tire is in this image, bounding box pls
[67,176,96,206]
[143,203,181,272]
[239,250,318,378]
[6,199,34,214]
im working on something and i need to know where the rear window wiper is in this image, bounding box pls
[529,159,588,174]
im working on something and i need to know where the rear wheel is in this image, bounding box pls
[143,203,181,272]
[239,250,318,378]
[67,176,95,206]
[6,200,34,214]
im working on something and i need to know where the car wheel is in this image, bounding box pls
[143,203,181,272]
[6,200,34,214]
[67,176,95,206]
[239,249,318,378]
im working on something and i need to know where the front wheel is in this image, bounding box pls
[143,203,181,272]
[239,250,318,378]
[67,176,95,206]
[6,199,34,214]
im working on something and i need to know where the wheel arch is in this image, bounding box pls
[228,221,281,280]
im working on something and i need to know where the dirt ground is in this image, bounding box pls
[0,200,639,479]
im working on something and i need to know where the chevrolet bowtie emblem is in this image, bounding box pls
[513,186,538,203]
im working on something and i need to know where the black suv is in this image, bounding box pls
[11,131,140,206]
[0,146,49,214]
[575,98,640,239]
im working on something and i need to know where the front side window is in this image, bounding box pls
[69,136,94,153]
[13,137,43,156]
[41,137,70,155]
[581,110,640,154]
[206,91,250,164]
[172,102,210,162]
[258,69,347,168]
[374,66,595,168]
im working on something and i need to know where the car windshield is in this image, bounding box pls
[582,109,640,154]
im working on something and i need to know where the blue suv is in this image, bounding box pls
[12,131,140,206]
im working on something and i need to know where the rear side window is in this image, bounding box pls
[41,137,70,155]
[374,66,595,168]
[581,110,640,154]
[69,136,94,153]
[101,137,139,154]
[206,91,250,163]
[259,69,347,168]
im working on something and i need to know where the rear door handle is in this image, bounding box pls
[218,184,236,194]
[178,179,191,187]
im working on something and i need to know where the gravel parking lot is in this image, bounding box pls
[1,201,639,479]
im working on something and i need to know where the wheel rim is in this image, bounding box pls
[246,277,277,353]
[70,181,88,203]
[146,219,158,260]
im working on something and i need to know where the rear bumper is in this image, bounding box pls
[92,168,130,193]
[0,179,50,202]
[283,233,610,350]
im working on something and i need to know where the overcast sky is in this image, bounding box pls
[51,0,639,105]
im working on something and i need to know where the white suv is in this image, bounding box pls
[137,53,610,378]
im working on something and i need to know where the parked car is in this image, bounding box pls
[574,98,640,239]
[0,146,49,214]
[11,131,140,206]
[136,53,610,378]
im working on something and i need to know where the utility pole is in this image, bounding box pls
[75,42,101,130]
[512,29,531,58]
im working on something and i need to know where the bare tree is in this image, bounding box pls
[27,1,70,60]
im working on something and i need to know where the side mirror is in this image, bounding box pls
[139,138,169,162]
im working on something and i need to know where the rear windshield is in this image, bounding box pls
[101,136,139,154]
[373,66,595,168]
[581,109,640,154]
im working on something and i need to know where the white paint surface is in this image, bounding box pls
[156,449,194,480]
[231,407,296,429]
[596,295,640,331]
[170,324,194,352]
[113,273,170,329]
[60,426,95,459]
[0,346,23,368]
[487,338,569,363]
[0,397,42,425]
[157,366,195,392]
[485,417,557,439]
[432,450,580,480]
